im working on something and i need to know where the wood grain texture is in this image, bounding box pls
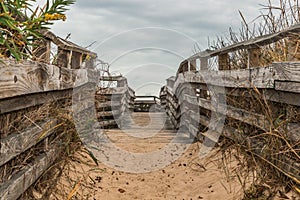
[275,81,300,93]
[0,59,76,99]
[0,148,58,200]
[0,59,99,99]
[0,89,72,114]
[188,24,300,60]
[0,120,57,166]
[173,62,300,91]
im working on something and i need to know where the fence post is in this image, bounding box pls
[200,57,208,70]
[32,38,51,64]
[248,47,261,68]
[189,59,197,71]
[218,53,229,70]
[287,35,300,61]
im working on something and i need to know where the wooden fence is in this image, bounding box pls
[96,75,135,128]
[160,25,300,180]
[0,32,98,200]
[134,96,161,112]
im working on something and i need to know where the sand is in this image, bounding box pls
[48,113,246,199]
[41,113,299,200]
[50,143,244,200]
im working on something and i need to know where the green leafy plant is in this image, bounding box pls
[0,0,75,60]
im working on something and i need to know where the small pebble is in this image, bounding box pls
[118,188,126,193]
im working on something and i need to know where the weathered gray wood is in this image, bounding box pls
[173,62,300,91]
[166,95,179,110]
[0,89,72,114]
[167,110,178,128]
[276,61,300,75]
[194,95,269,131]
[248,47,261,68]
[287,123,300,141]
[0,148,58,200]
[71,51,82,69]
[0,60,56,98]
[56,48,70,68]
[174,70,251,90]
[251,62,300,88]
[97,119,118,127]
[0,59,93,99]
[200,57,209,70]
[42,30,97,57]
[224,88,300,107]
[32,39,51,64]
[97,87,127,95]
[287,35,300,61]
[264,90,300,106]
[74,68,99,86]
[97,111,119,118]
[218,53,230,70]
[127,87,135,100]
[0,67,97,112]
[95,101,121,109]
[188,24,300,60]
[275,81,300,93]
[100,76,125,82]
[0,120,57,166]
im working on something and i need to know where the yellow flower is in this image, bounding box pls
[44,13,66,21]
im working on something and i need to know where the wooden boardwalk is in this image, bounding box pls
[103,112,193,154]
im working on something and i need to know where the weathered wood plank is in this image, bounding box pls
[188,24,300,60]
[174,70,251,90]
[0,60,58,99]
[42,30,97,57]
[0,60,94,100]
[128,87,135,99]
[174,62,300,91]
[97,111,119,118]
[71,51,82,69]
[95,101,121,109]
[0,89,72,114]
[193,95,269,131]
[250,62,300,88]
[0,120,57,166]
[166,76,176,88]
[0,59,98,100]
[97,119,118,128]
[218,53,230,70]
[248,47,261,68]
[56,48,70,68]
[275,81,300,93]
[225,88,300,106]
[0,148,58,200]
[166,95,179,110]
[32,39,51,64]
[97,87,127,95]
[100,75,125,82]
[287,123,300,141]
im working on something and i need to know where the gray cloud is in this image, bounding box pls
[52,0,262,95]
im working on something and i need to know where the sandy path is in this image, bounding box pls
[51,144,243,200]
[51,113,243,199]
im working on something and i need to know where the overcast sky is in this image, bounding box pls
[50,0,263,95]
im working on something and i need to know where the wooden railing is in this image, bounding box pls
[177,24,300,73]
[134,96,161,112]
[160,25,300,181]
[96,76,135,128]
[0,32,98,200]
